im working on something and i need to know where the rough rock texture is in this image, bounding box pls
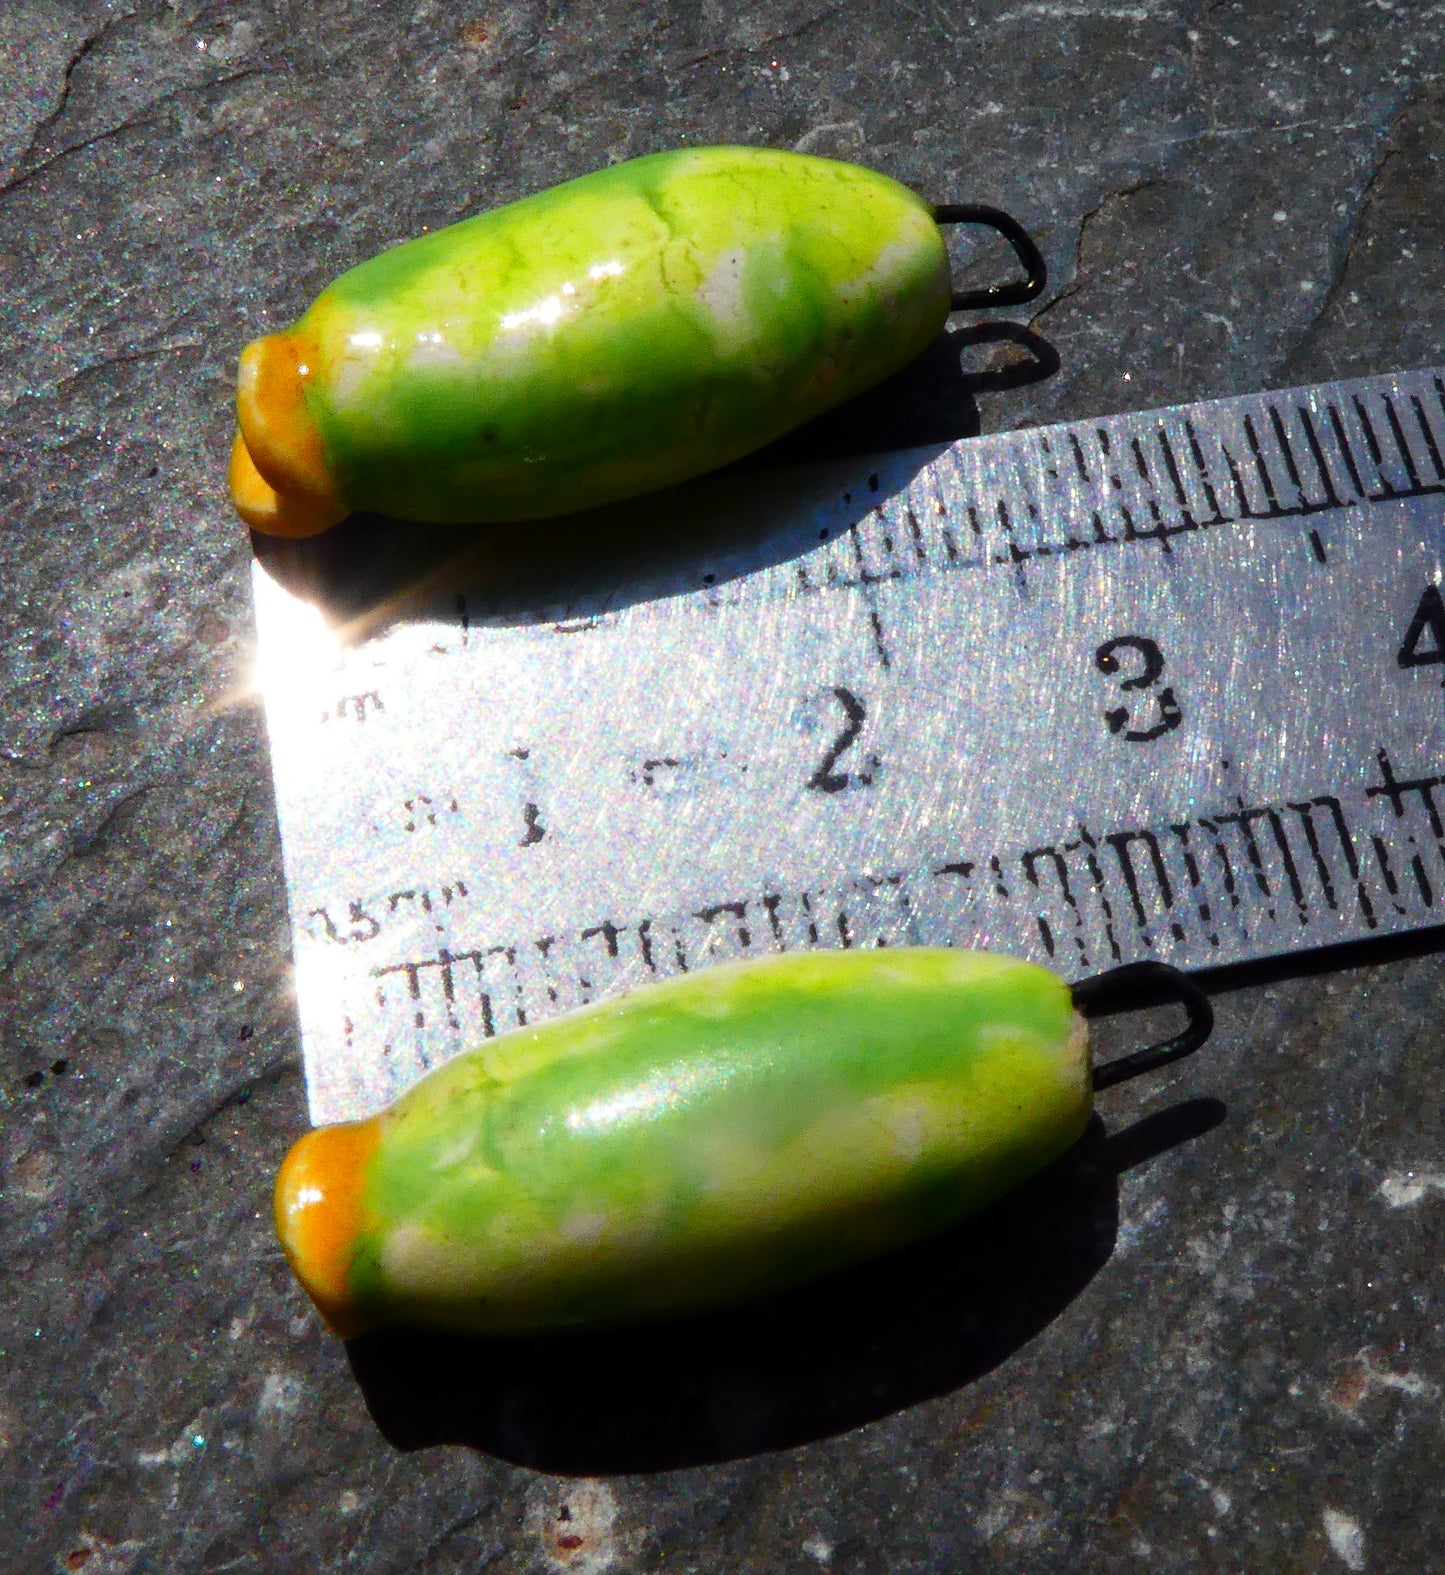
[2,2,1443,1571]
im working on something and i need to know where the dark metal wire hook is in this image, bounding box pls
[931,203,1047,311]
[1072,961,1215,1092]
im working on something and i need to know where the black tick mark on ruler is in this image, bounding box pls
[521,803,546,845]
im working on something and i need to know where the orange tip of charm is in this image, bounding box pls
[273,1118,379,1338]
[228,431,345,537]
[232,331,345,536]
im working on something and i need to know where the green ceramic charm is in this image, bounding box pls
[231,146,952,535]
[275,948,1091,1336]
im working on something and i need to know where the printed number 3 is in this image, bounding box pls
[1095,635,1183,742]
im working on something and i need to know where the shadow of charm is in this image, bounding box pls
[347,1099,1225,1473]
[250,315,1061,642]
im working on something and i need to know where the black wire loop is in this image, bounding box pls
[1072,961,1215,1092]
[931,203,1047,311]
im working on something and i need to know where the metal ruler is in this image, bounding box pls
[252,366,1445,1125]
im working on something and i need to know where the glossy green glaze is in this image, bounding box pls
[275,949,1091,1336]
[235,146,951,531]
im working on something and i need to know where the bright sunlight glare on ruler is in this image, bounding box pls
[252,367,1445,1124]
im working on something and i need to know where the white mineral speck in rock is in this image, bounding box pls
[529,1478,618,1573]
[137,1416,208,1468]
[793,120,865,156]
[1326,1350,1439,1415]
[257,1372,303,1421]
[803,1536,834,1564]
[1323,1508,1366,1570]
[1379,1170,1445,1207]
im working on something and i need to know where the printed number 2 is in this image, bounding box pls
[1095,635,1183,742]
[807,687,874,793]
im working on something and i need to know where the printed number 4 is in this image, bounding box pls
[1095,635,1183,742]
[1398,585,1445,685]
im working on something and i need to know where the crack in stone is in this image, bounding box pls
[1027,177,1158,328]
[169,1053,297,1158]
[7,10,124,178]
[678,5,846,70]
[53,340,205,395]
[2,111,162,199]
[1284,152,1401,364]
[1278,91,1423,377]
[66,784,150,861]
[0,64,272,200]
[410,1504,496,1568]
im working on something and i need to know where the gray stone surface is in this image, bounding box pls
[2,1,1443,1571]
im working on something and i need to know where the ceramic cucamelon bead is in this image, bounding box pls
[275,948,1093,1337]
[231,146,953,536]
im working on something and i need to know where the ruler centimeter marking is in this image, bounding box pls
[253,366,1445,1123]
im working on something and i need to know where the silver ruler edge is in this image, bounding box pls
[252,366,1445,1124]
